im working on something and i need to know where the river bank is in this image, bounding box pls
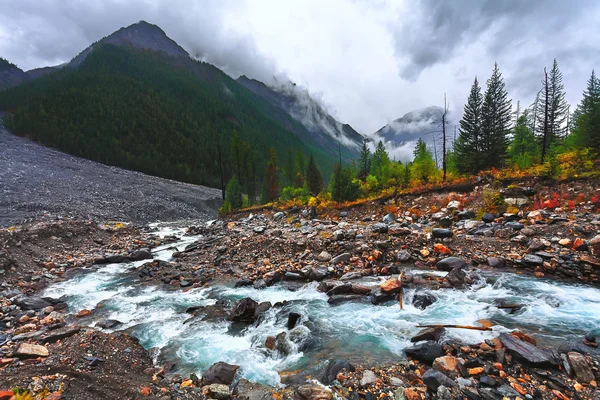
[1,179,600,399]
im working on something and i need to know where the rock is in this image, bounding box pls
[324,360,355,384]
[527,210,544,223]
[202,383,230,399]
[432,356,460,375]
[505,221,524,230]
[464,220,482,230]
[371,223,389,233]
[327,294,365,305]
[340,271,362,280]
[479,376,498,387]
[389,224,411,236]
[233,378,272,400]
[567,352,594,383]
[350,284,372,295]
[309,267,329,281]
[13,296,52,311]
[287,312,301,330]
[228,298,258,323]
[273,212,285,221]
[361,370,377,386]
[76,309,91,318]
[317,251,332,262]
[413,293,436,310]
[404,342,443,363]
[128,249,152,261]
[283,272,303,281]
[396,250,412,261]
[296,385,332,400]
[254,302,272,318]
[446,267,466,287]
[411,327,445,343]
[380,278,402,294]
[16,343,49,358]
[327,283,352,295]
[203,361,240,385]
[330,252,352,264]
[432,228,453,238]
[487,257,505,268]
[522,254,543,266]
[253,227,265,234]
[332,230,345,241]
[499,333,557,366]
[422,369,457,391]
[383,213,396,224]
[234,279,253,288]
[447,200,461,209]
[39,325,80,344]
[104,254,127,263]
[590,235,600,257]
[436,257,467,272]
[482,213,495,223]
[265,336,276,350]
[558,238,572,247]
[371,289,395,305]
[458,210,476,220]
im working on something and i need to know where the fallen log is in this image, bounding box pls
[416,324,492,331]
[398,272,404,310]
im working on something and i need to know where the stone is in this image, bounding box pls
[371,223,389,233]
[432,228,453,238]
[287,312,301,330]
[422,369,457,391]
[128,249,152,261]
[567,352,594,383]
[327,295,364,305]
[404,342,443,363]
[482,213,495,223]
[371,289,395,305]
[323,360,355,384]
[361,370,377,386]
[309,267,329,281]
[505,221,524,230]
[464,220,482,230]
[522,254,543,266]
[412,327,445,343]
[340,271,362,280]
[233,378,273,400]
[431,212,447,221]
[527,210,544,223]
[446,267,466,287]
[433,243,452,254]
[254,302,272,318]
[396,250,411,262]
[458,210,476,220]
[487,257,504,268]
[39,325,80,344]
[76,309,91,318]
[413,293,436,310]
[439,217,453,228]
[590,235,600,257]
[13,296,52,311]
[436,257,467,272]
[316,251,332,262]
[558,238,572,247]
[228,298,258,323]
[499,333,557,366]
[432,356,460,375]
[479,376,498,387]
[332,230,345,241]
[273,212,285,221]
[16,343,49,358]
[202,383,230,400]
[283,272,303,281]
[351,284,371,295]
[327,283,352,295]
[330,252,352,264]
[296,385,332,400]
[389,224,411,236]
[383,213,396,224]
[203,361,240,385]
[104,254,127,263]
[265,336,276,350]
[447,200,461,209]
[380,278,402,294]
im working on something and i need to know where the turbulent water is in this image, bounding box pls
[43,228,600,386]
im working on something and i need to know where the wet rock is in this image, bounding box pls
[327,283,352,295]
[327,294,365,305]
[432,228,453,238]
[254,302,272,319]
[522,254,543,266]
[287,312,301,330]
[458,210,476,220]
[404,342,443,363]
[411,327,445,343]
[324,359,355,384]
[383,213,396,224]
[316,251,332,262]
[370,289,395,305]
[39,325,80,344]
[265,336,276,350]
[446,267,466,287]
[273,212,285,221]
[16,343,49,358]
[128,249,152,261]
[482,213,495,223]
[203,361,240,385]
[380,278,402,294]
[567,352,594,383]
[96,319,123,329]
[413,293,436,310]
[330,252,352,264]
[234,279,253,288]
[253,279,267,290]
[13,295,52,311]
[296,384,332,400]
[371,223,389,233]
[104,254,128,263]
[487,257,504,268]
[422,369,457,391]
[233,378,272,400]
[203,383,230,399]
[340,271,362,280]
[436,257,467,271]
[228,298,258,323]
[499,333,557,366]
[350,284,372,295]
[308,267,329,281]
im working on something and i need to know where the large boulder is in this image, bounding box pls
[203,361,240,385]
[13,296,52,311]
[446,267,466,287]
[568,352,595,383]
[404,342,443,363]
[499,333,558,367]
[370,289,395,305]
[436,257,467,272]
[228,298,258,323]
[411,327,445,343]
[413,293,437,310]
[128,249,152,261]
[233,378,272,400]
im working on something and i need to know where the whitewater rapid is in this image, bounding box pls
[43,227,600,386]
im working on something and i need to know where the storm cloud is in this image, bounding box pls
[1,0,599,134]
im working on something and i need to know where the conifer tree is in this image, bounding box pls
[358,138,371,181]
[265,148,280,202]
[455,77,483,174]
[536,59,568,159]
[225,176,243,209]
[509,111,539,168]
[572,70,600,150]
[305,154,323,195]
[370,140,390,178]
[481,63,512,169]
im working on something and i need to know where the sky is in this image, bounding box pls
[1,0,599,134]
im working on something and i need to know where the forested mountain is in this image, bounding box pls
[0,58,31,90]
[237,76,363,160]
[0,21,347,190]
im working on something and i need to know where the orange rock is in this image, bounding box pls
[0,390,14,400]
[573,383,583,392]
[476,319,495,329]
[265,336,276,350]
[511,382,527,395]
[433,243,452,254]
[493,362,503,371]
[420,249,430,257]
[535,272,545,278]
[432,356,460,374]
[380,278,402,294]
[511,331,536,345]
[572,238,585,250]
[552,390,570,400]
[403,388,422,400]
[468,367,484,375]
[45,393,62,400]
[180,379,193,388]
[140,386,152,396]
[76,309,91,318]
[372,250,383,260]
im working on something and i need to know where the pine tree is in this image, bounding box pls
[536,59,569,159]
[572,70,600,150]
[225,176,243,209]
[481,63,512,169]
[285,147,296,186]
[370,140,390,178]
[305,154,323,195]
[265,148,280,202]
[454,77,483,174]
[358,138,371,181]
[411,139,438,183]
[331,164,360,202]
[509,111,539,168]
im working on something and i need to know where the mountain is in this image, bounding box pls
[373,106,453,161]
[0,21,354,190]
[237,76,363,159]
[0,58,31,90]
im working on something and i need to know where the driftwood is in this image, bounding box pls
[398,272,404,310]
[416,324,493,331]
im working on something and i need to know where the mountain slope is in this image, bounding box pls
[0,58,31,90]
[237,76,363,159]
[0,22,342,189]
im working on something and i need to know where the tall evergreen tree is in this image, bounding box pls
[370,140,390,178]
[265,148,280,202]
[509,111,539,168]
[536,59,568,159]
[285,147,296,186]
[454,77,483,174]
[358,138,371,181]
[305,154,323,195]
[572,70,600,150]
[225,176,243,209]
[481,63,512,169]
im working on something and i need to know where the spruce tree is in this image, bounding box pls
[265,148,280,202]
[536,59,569,157]
[455,76,483,174]
[509,111,539,168]
[370,140,390,178]
[572,70,600,150]
[358,138,371,181]
[305,154,323,195]
[225,176,243,209]
[481,63,512,169]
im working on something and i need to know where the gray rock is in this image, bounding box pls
[404,342,443,363]
[446,267,466,287]
[323,359,355,384]
[360,369,377,386]
[422,369,457,391]
[202,383,230,399]
[482,213,495,223]
[487,257,505,268]
[340,271,362,280]
[327,294,365,305]
[383,213,396,224]
[432,228,453,238]
[568,352,595,383]
[128,249,152,261]
[371,222,389,233]
[203,361,240,385]
[13,295,52,311]
[436,257,467,272]
[330,252,352,264]
[273,212,285,221]
[233,378,272,400]
[316,251,332,262]
[396,250,411,262]
[499,333,557,366]
[505,221,524,230]
[522,254,543,266]
[411,327,445,343]
[228,298,258,323]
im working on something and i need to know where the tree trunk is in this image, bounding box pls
[541,68,549,163]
